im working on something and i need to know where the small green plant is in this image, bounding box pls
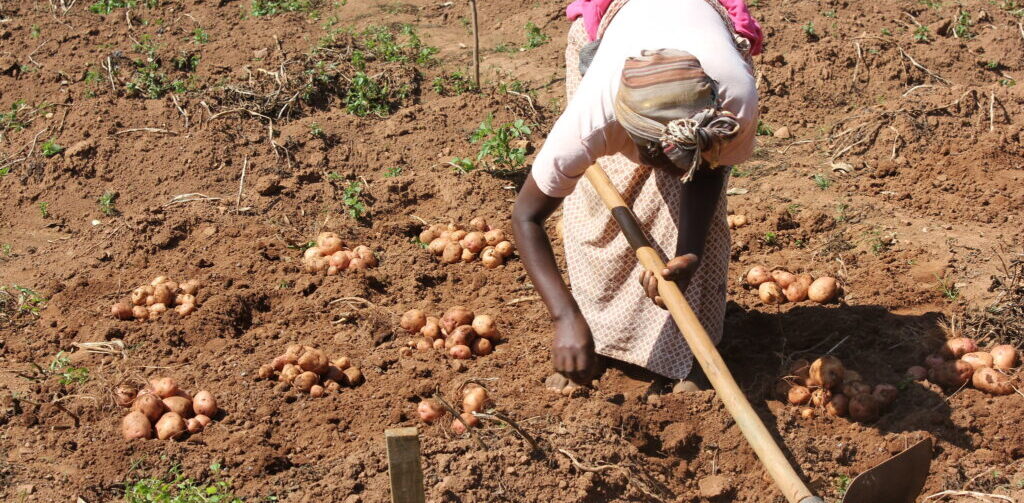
[448,157,476,173]
[1,100,30,138]
[812,173,831,190]
[49,351,90,386]
[251,0,321,17]
[822,9,836,17]
[344,72,402,117]
[762,232,779,247]
[835,474,851,496]
[936,274,960,301]
[309,122,324,138]
[913,25,930,42]
[326,172,343,182]
[431,72,477,96]
[786,203,802,216]
[881,28,892,36]
[834,203,850,223]
[38,201,50,218]
[984,60,1001,70]
[30,25,41,39]
[802,22,817,37]
[919,0,942,8]
[383,166,402,177]
[410,237,428,249]
[731,167,750,177]
[493,43,516,53]
[952,10,974,38]
[41,139,64,157]
[173,53,200,72]
[999,78,1017,86]
[98,191,119,216]
[192,27,210,44]
[4,285,47,314]
[342,181,367,219]
[523,22,549,49]
[126,62,173,99]
[755,120,773,136]
[124,464,243,503]
[89,0,157,14]
[452,114,532,172]
[132,34,160,59]
[1,244,11,256]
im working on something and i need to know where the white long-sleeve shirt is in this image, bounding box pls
[532,0,759,198]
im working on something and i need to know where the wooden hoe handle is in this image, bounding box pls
[583,164,823,503]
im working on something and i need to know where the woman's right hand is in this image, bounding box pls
[552,311,597,384]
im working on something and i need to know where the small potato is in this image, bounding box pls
[449,325,476,346]
[112,302,134,320]
[784,281,809,303]
[442,306,475,333]
[145,295,157,307]
[309,385,325,398]
[449,230,467,242]
[186,418,204,434]
[348,257,370,271]
[114,385,138,408]
[731,214,748,228]
[174,303,195,316]
[156,412,187,440]
[324,381,341,393]
[304,246,324,261]
[325,365,345,382]
[415,339,432,351]
[175,294,196,306]
[771,270,796,289]
[990,345,1019,370]
[401,309,427,333]
[905,366,928,381]
[972,367,1013,395]
[808,277,839,303]
[848,393,880,423]
[787,385,811,405]
[122,411,153,440]
[151,276,170,287]
[808,356,845,390]
[441,242,463,264]
[180,279,201,296]
[420,228,439,244]
[758,282,785,304]
[924,353,946,369]
[451,412,480,435]
[842,381,872,398]
[152,285,174,306]
[472,315,499,340]
[258,364,275,380]
[133,393,167,423]
[799,408,816,420]
[449,345,472,360]
[825,394,849,417]
[432,338,446,350]
[961,352,993,371]
[469,216,489,232]
[328,251,352,270]
[148,303,168,318]
[928,360,974,389]
[471,338,493,356]
[131,285,154,306]
[872,384,898,408]
[480,247,504,268]
[462,232,486,254]
[192,390,217,417]
[421,318,441,340]
[316,232,343,252]
[194,414,212,427]
[150,377,179,398]
[293,371,319,392]
[811,388,832,407]
[272,353,298,371]
[461,247,477,263]
[298,348,329,375]
[940,337,978,359]
[494,241,514,258]
[132,305,149,320]
[162,396,193,418]
[745,266,771,287]
[484,229,505,247]
[332,357,351,371]
[428,238,449,256]
[417,399,445,423]
[279,364,302,384]
[352,245,376,265]
[342,367,364,387]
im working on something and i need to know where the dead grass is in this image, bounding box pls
[965,249,1024,347]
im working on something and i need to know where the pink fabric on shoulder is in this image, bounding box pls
[566,0,763,55]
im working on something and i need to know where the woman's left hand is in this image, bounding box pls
[639,254,700,309]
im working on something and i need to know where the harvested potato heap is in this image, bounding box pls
[119,377,218,440]
[400,306,501,360]
[419,217,515,268]
[917,337,1020,396]
[726,214,748,229]
[257,345,364,397]
[110,276,202,321]
[416,385,490,434]
[778,356,898,423]
[301,232,378,275]
[744,266,839,305]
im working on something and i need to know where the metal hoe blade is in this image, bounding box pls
[841,438,933,503]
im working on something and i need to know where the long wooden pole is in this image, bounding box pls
[468,0,480,88]
[583,164,823,503]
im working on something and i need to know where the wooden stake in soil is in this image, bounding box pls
[468,0,480,87]
[385,427,426,503]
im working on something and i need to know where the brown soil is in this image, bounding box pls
[2,0,1023,502]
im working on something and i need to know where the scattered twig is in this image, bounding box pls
[558,449,618,473]
[897,46,949,85]
[170,94,189,130]
[473,410,541,453]
[163,193,221,207]
[506,296,540,305]
[114,128,179,136]
[236,156,248,210]
[327,296,376,308]
[988,91,994,132]
[924,490,1013,502]
[72,341,126,359]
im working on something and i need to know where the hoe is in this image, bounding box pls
[584,163,932,503]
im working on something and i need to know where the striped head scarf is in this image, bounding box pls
[613,49,740,182]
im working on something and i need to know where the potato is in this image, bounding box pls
[842,381,872,398]
[825,394,849,417]
[471,338,493,356]
[153,285,174,306]
[961,352,993,371]
[148,303,167,318]
[304,246,324,261]
[731,214,747,228]
[494,241,514,258]
[449,325,476,346]
[758,282,785,304]
[905,366,928,381]
[928,360,974,388]
[131,286,154,306]
[132,393,167,423]
[328,251,352,270]
[940,337,978,359]
[442,306,475,333]
[272,353,298,371]
[774,380,794,400]
[848,393,880,423]
[114,385,137,408]
[808,277,839,303]
[809,356,844,390]
[279,364,301,384]
[348,257,370,271]
[298,348,329,375]
[316,232,343,253]
[400,309,427,334]
[415,339,432,351]
[421,318,441,340]
[843,370,863,384]
[787,385,811,405]
[990,345,1018,370]
[324,381,341,393]
[787,359,810,383]
[471,315,499,340]
[150,377,179,398]
[151,276,170,287]
[175,294,196,306]
[156,412,187,440]
[461,248,477,263]
[193,390,217,417]
[186,418,203,434]
[771,270,796,289]
[258,364,275,380]
[325,365,345,382]
[784,281,809,303]
[132,305,149,320]
[811,388,832,407]
[194,414,212,428]
[417,399,445,423]
[174,303,196,316]
[432,338,445,350]
[122,411,153,440]
[441,242,463,264]
[162,396,193,418]
[449,230,468,242]
[462,232,486,254]
[112,302,134,320]
[484,229,505,247]
[469,217,489,232]
[428,238,449,256]
[419,228,439,244]
[342,367,364,387]
[972,367,1013,395]
[451,412,480,435]
[872,384,898,408]
[293,371,319,392]
[480,247,504,268]
[309,385,325,398]
[353,245,376,266]
[745,266,771,286]
[180,279,201,296]
[799,408,816,420]
[332,357,351,371]
[449,345,472,359]
[924,353,946,369]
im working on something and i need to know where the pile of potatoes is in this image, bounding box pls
[726,214,748,229]
[745,266,839,304]
[778,356,897,423]
[419,218,515,268]
[119,377,218,440]
[399,307,500,360]
[416,385,490,434]
[301,232,378,275]
[913,337,1019,395]
[257,345,364,397]
[111,276,201,321]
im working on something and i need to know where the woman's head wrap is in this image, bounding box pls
[614,49,740,182]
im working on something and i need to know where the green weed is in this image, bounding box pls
[342,181,367,219]
[124,464,242,503]
[344,72,403,117]
[762,232,779,247]
[126,62,173,98]
[38,201,50,218]
[952,10,974,38]
[309,122,324,138]
[251,0,322,17]
[41,139,63,157]
[431,72,477,96]
[89,0,157,14]
[30,25,41,39]
[345,24,438,67]
[913,25,930,42]
[835,474,851,496]
[192,27,210,44]
[383,166,402,177]
[99,191,119,216]
[49,351,89,386]
[1,244,11,256]
[802,22,817,38]
[936,274,960,301]
[451,114,531,172]
[1,100,30,137]
[3,285,47,314]
[523,22,549,49]
[755,120,773,136]
[812,173,831,190]
[173,53,200,72]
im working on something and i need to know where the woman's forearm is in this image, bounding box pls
[512,176,581,320]
[676,166,728,258]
